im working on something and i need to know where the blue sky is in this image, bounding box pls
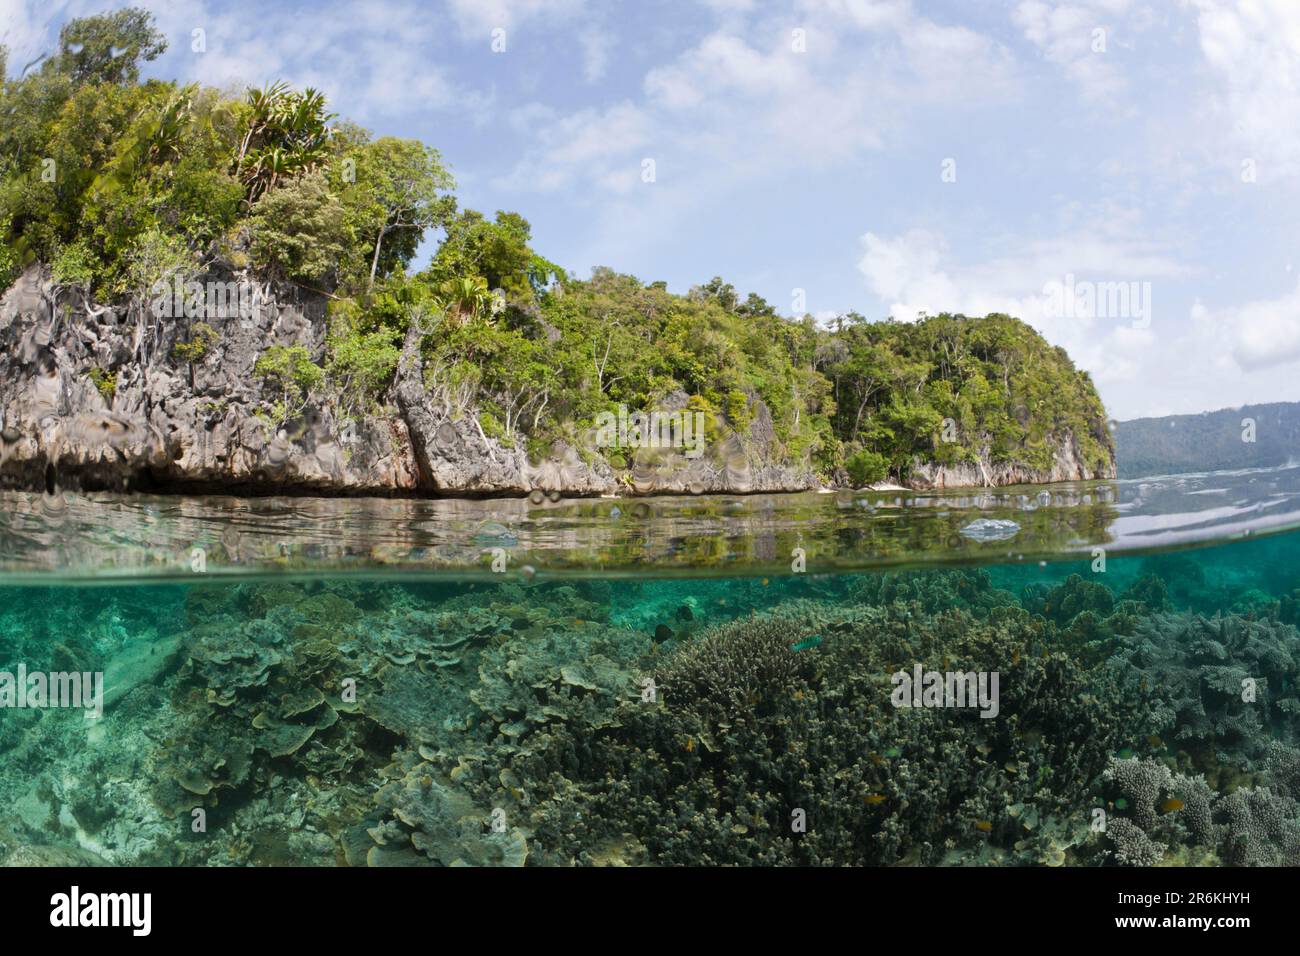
[4,0,1300,419]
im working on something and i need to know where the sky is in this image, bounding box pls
[3,0,1300,420]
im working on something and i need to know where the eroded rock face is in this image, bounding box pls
[905,434,1116,490]
[0,266,1104,496]
[0,265,422,494]
[0,266,818,497]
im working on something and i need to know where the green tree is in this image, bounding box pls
[51,8,167,86]
[351,138,454,292]
[254,345,324,424]
[425,210,562,307]
[246,170,348,285]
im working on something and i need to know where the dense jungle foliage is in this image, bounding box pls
[0,9,1113,483]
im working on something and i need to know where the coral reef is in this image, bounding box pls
[1100,749,1300,866]
[1110,612,1300,768]
[3,536,1300,867]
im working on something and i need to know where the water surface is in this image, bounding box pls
[1,468,1298,866]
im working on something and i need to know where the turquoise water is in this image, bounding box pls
[2,474,1300,865]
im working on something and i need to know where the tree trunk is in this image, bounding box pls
[368,225,387,292]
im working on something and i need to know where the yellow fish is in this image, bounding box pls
[975,820,993,832]
[864,793,887,806]
[1160,798,1184,813]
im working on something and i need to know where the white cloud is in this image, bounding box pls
[855,223,1191,412]
[1194,279,1300,370]
[796,0,911,33]
[1013,0,1135,101]
[444,0,586,37]
[854,223,1300,417]
[501,3,1016,196]
[1187,0,1300,174]
[498,101,655,193]
[578,27,613,82]
[127,0,484,123]
[0,0,65,76]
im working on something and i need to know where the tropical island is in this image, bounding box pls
[0,9,1115,497]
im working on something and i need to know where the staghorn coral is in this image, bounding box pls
[1106,817,1166,866]
[1111,612,1300,769]
[1104,757,1171,831]
[1100,750,1300,867]
[1217,786,1300,866]
[1266,740,1300,798]
[654,614,815,723]
[1029,573,1115,625]
[1171,772,1217,846]
[448,594,1161,866]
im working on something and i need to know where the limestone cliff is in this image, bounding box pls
[0,266,819,496]
[907,433,1116,489]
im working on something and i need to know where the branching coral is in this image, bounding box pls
[1111,613,1300,767]
[1104,757,1171,831]
[1106,818,1166,866]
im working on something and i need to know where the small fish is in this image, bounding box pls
[1117,747,1134,759]
[761,578,769,586]
[1160,798,1184,813]
[1115,797,1129,811]
[1147,735,1164,748]
[676,605,694,622]
[974,820,993,832]
[864,793,887,806]
[654,624,674,643]
[883,746,900,759]
[868,752,885,767]
[790,635,823,652]
[684,736,695,753]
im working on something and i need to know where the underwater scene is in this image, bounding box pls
[2,469,1300,867]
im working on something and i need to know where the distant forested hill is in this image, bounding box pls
[1113,402,1300,478]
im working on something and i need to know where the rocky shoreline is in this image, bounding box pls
[0,266,1115,498]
